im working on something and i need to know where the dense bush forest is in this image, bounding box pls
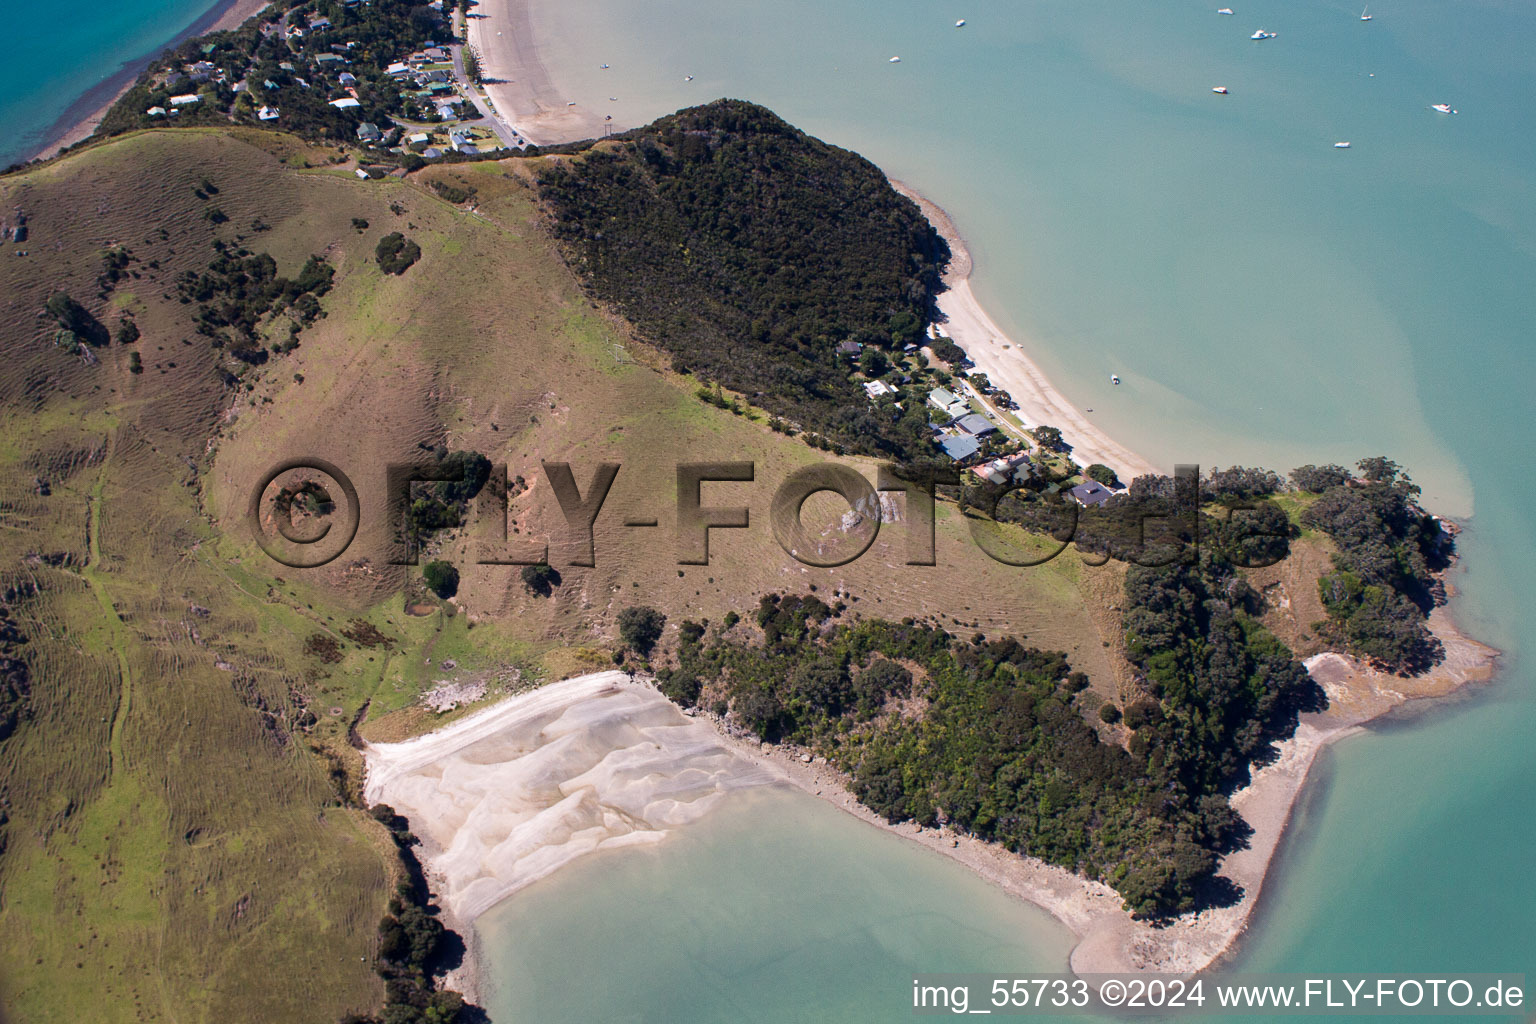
[657,579,1320,916]
[1295,459,1449,672]
[536,100,952,459]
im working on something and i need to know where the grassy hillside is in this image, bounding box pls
[0,127,1123,1021]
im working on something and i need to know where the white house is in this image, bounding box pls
[169,93,202,106]
[256,105,280,121]
[329,97,362,109]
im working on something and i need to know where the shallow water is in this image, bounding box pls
[477,786,1076,1022]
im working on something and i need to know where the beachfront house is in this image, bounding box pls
[424,46,449,61]
[972,452,1034,486]
[955,413,996,437]
[1069,480,1114,508]
[938,435,982,462]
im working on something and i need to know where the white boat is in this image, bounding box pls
[1360,6,1372,19]
[1251,29,1275,39]
[1212,85,1228,94]
[889,56,902,62]
[1111,374,1121,385]
[600,64,610,69]
[1431,103,1457,114]
[1334,141,1351,148]
[684,75,694,81]
[955,19,966,27]
[1217,7,1234,13]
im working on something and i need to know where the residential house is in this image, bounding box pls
[405,132,431,149]
[169,93,202,106]
[256,105,280,121]
[421,147,444,159]
[316,53,345,69]
[836,340,863,357]
[424,46,449,61]
[338,71,357,87]
[308,15,332,30]
[1069,480,1114,508]
[862,380,894,399]
[434,102,459,120]
[386,61,411,77]
[927,387,958,412]
[146,106,168,117]
[972,452,1033,486]
[938,435,981,462]
[329,97,362,109]
[456,143,480,155]
[356,122,382,143]
[955,413,996,436]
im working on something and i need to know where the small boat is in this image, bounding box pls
[609,96,618,101]
[684,75,694,81]
[955,19,966,27]
[1359,6,1372,19]
[1251,28,1275,39]
[1334,141,1351,148]
[599,64,610,69]
[889,56,902,62]
[1217,7,1234,13]
[1430,103,1456,114]
[1212,85,1228,94]
[1110,374,1121,385]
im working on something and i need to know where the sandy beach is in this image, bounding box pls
[22,0,272,165]
[893,181,1162,485]
[368,608,1495,998]
[465,0,614,146]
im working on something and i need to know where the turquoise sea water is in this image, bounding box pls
[0,0,228,168]
[9,0,1534,1019]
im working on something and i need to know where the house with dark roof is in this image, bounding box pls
[955,413,996,436]
[1069,480,1114,507]
[939,434,981,462]
[356,122,382,142]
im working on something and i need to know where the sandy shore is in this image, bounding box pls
[361,670,781,1003]
[21,0,273,166]
[465,0,614,146]
[893,181,1162,485]
[707,605,1498,975]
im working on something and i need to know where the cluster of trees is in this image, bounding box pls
[97,0,447,150]
[402,450,492,543]
[618,606,666,658]
[536,100,952,460]
[1299,458,1448,672]
[345,805,476,1024]
[653,590,1311,917]
[376,232,422,275]
[45,292,110,348]
[0,604,30,745]
[174,244,334,363]
[421,561,458,599]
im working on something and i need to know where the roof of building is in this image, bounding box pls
[939,435,981,461]
[1069,480,1114,506]
[956,413,996,435]
[329,97,362,108]
[928,387,958,407]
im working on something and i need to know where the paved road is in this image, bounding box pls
[449,43,522,150]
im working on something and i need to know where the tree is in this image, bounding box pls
[617,606,666,656]
[1032,425,1064,451]
[46,292,109,346]
[376,232,422,275]
[858,347,889,378]
[422,561,459,599]
[1085,463,1119,488]
[520,563,560,596]
[463,48,482,83]
[1289,463,1349,493]
[1099,703,1122,724]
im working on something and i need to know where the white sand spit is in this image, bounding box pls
[363,671,779,922]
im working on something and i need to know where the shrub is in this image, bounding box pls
[617,606,666,656]
[519,563,560,596]
[422,561,458,599]
[1099,703,1122,724]
[1085,463,1119,488]
[375,232,422,275]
